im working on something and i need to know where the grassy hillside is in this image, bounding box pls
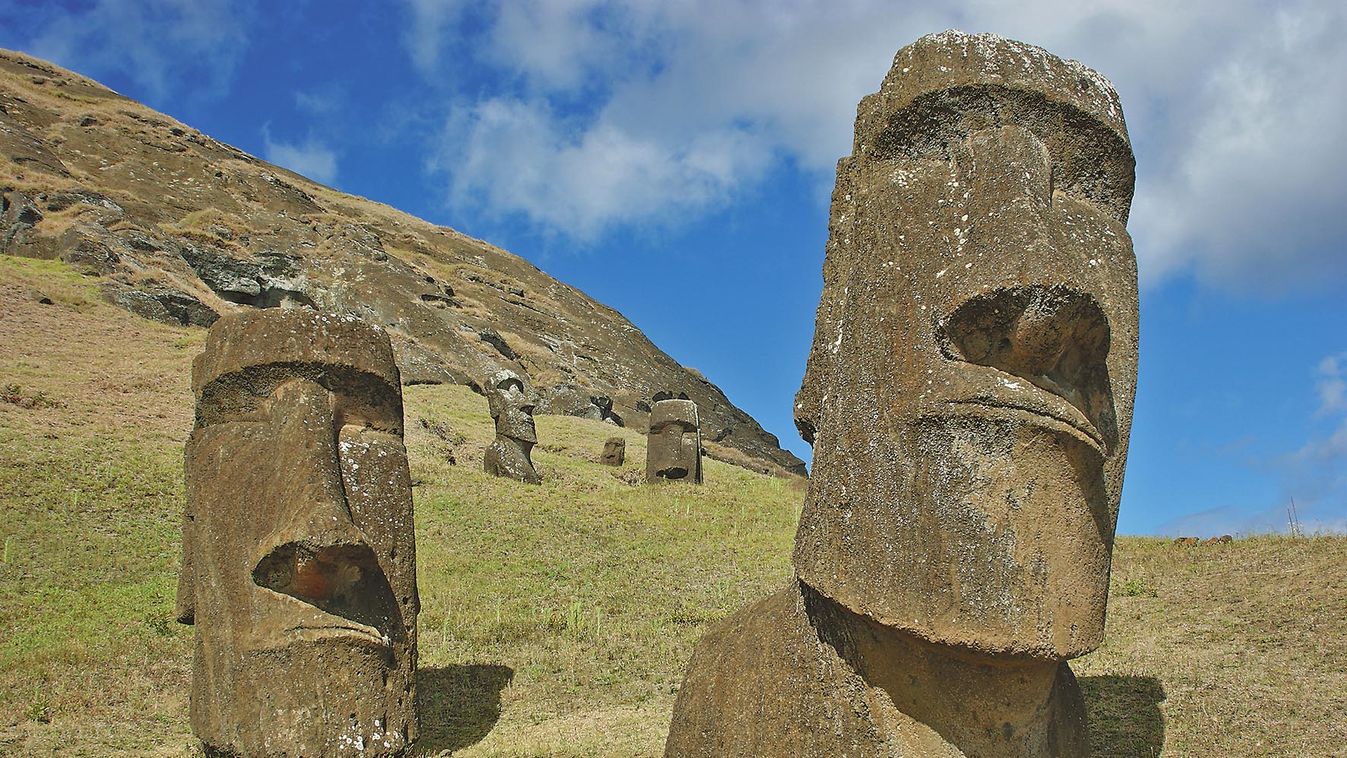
[0,48,805,477]
[1,256,1344,756]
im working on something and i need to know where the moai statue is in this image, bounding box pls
[666,31,1139,757]
[176,309,419,756]
[483,369,542,484]
[600,437,626,466]
[646,399,702,484]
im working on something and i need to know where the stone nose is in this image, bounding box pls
[250,378,377,609]
[942,284,1116,447]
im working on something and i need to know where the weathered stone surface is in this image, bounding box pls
[538,383,624,426]
[483,369,541,484]
[1,189,40,253]
[646,399,702,484]
[104,281,218,327]
[600,437,625,466]
[177,309,419,756]
[667,31,1139,757]
[0,108,68,176]
[666,583,1087,757]
[178,244,314,309]
[0,48,805,477]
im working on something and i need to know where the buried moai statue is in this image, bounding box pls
[645,399,702,484]
[176,309,419,756]
[483,369,542,484]
[666,31,1139,757]
[601,436,626,466]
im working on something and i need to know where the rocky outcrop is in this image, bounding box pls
[0,49,804,476]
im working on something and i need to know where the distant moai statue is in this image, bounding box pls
[601,436,626,466]
[483,369,542,484]
[177,309,419,756]
[646,399,703,484]
[666,31,1140,757]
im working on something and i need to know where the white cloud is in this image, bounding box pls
[1157,499,1347,537]
[435,97,773,239]
[1158,355,1347,537]
[403,0,470,76]
[295,87,344,116]
[19,0,256,102]
[1317,354,1347,416]
[405,0,1347,291]
[1127,3,1347,290]
[1269,353,1347,534]
[263,133,339,186]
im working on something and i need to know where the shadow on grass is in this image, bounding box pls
[416,663,514,754]
[1080,674,1165,757]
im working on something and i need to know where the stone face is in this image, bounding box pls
[176,309,419,757]
[667,31,1139,757]
[645,399,702,484]
[483,369,542,484]
[600,436,626,466]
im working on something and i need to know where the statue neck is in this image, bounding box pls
[801,581,1080,756]
[495,433,534,454]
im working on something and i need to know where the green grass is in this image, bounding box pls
[2,258,1345,756]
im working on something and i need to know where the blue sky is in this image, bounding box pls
[2,0,1344,536]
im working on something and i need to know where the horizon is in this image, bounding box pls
[2,0,1344,536]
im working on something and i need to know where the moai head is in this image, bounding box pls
[792,32,1139,661]
[646,399,702,483]
[601,437,626,466]
[483,369,541,483]
[176,309,419,755]
[486,370,538,445]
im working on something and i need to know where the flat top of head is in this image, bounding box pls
[855,30,1128,151]
[192,309,399,395]
[649,398,698,426]
[488,369,526,392]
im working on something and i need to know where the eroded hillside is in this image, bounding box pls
[0,49,805,476]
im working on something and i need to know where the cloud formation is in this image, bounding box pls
[406,0,1347,290]
[263,133,339,186]
[1316,354,1347,417]
[1179,352,1347,536]
[6,0,256,103]
[1277,354,1347,532]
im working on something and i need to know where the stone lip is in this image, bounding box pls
[856,30,1129,152]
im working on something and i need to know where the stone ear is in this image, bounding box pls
[175,507,195,625]
[795,158,862,448]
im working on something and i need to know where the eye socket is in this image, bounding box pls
[194,374,281,428]
[196,366,403,432]
[940,284,1117,445]
[332,395,401,433]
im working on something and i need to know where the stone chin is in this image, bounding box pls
[499,411,537,444]
[794,410,1114,662]
[194,636,412,756]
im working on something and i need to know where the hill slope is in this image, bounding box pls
[0,49,804,477]
[2,257,1345,756]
